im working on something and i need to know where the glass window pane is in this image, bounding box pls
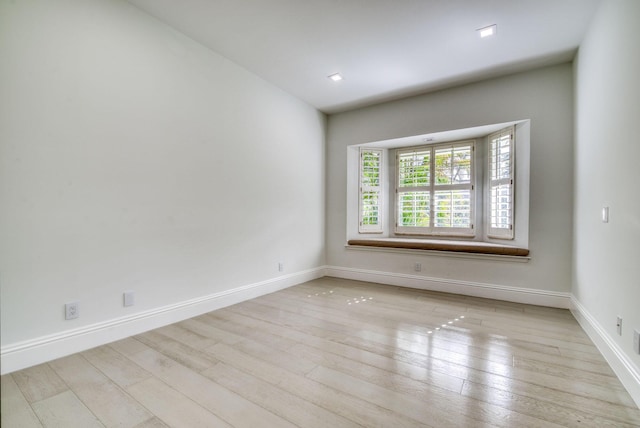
[490,134,511,180]
[361,151,381,187]
[361,191,380,225]
[398,150,430,187]
[435,147,452,184]
[434,190,471,228]
[398,192,430,227]
[435,145,472,185]
[490,184,512,228]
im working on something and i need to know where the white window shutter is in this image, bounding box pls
[359,148,383,233]
[488,127,515,239]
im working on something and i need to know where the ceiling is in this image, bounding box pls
[128,0,602,114]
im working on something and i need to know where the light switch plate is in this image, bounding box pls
[123,291,135,307]
[617,316,622,335]
[602,206,609,223]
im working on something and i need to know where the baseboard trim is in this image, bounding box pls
[325,266,571,308]
[0,267,326,375]
[570,296,640,408]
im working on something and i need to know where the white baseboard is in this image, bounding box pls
[0,267,326,375]
[570,296,640,408]
[325,266,571,308]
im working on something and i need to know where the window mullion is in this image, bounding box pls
[429,146,435,229]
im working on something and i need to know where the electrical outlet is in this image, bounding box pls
[414,263,422,272]
[278,262,284,272]
[616,316,622,336]
[634,330,640,355]
[123,291,135,307]
[65,301,79,320]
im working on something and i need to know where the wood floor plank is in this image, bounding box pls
[48,354,152,428]
[511,351,614,377]
[126,378,230,428]
[177,317,245,345]
[148,323,217,350]
[134,329,219,373]
[0,374,43,428]
[31,390,104,428]
[230,338,318,376]
[205,342,429,428]
[196,312,302,350]
[462,380,638,428]
[108,337,151,357]
[512,355,620,387]
[123,347,297,428]
[308,364,469,427]
[290,343,562,428]
[11,363,68,404]
[82,345,153,389]
[288,338,466,394]
[203,362,362,428]
[131,417,170,428]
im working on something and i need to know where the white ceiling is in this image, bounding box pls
[128,0,601,114]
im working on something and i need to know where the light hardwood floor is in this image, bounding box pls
[2,277,640,427]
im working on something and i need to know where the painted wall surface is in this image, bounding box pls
[573,0,640,370]
[327,65,574,293]
[0,0,325,347]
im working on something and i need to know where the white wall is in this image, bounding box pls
[327,64,574,299]
[0,0,325,367]
[573,0,640,402]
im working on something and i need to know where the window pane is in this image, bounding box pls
[361,191,380,225]
[398,192,430,227]
[361,151,381,186]
[434,190,471,228]
[435,145,472,185]
[359,148,382,233]
[490,134,511,180]
[490,184,512,229]
[398,150,430,187]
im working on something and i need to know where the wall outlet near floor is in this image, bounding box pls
[414,262,422,272]
[123,291,135,307]
[634,330,640,355]
[616,316,622,336]
[278,262,284,272]
[65,301,79,320]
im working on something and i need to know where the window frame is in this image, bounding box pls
[346,121,529,251]
[394,140,476,237]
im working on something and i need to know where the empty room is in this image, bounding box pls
[1,0,639,426]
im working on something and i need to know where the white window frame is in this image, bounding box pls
[395,140,475,237]
[346,121,529,250]
[487,127,515,239]
[358,148,383,233]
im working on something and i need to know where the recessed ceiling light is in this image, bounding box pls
[328,73,343,82]
[478,24,497,38]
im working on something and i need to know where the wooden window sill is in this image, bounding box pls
[347,238,529,257]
